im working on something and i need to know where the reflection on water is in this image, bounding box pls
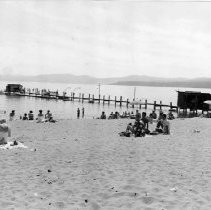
[0,81,210,119]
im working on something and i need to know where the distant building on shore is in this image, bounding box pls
[5,84,24,94]
[177,91,211,111]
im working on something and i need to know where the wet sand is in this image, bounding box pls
[0,118,211,210]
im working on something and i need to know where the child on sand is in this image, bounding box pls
[100,111,106,119]
[0,119,11,145]
[22,113,28,120]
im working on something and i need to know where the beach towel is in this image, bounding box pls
[0,141,27,150]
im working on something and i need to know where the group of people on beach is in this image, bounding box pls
[9,109,56,123]
[99,109,174,121]
[0,107,173,146]
[0,109,57,146]
[97,109,172,137]
[0,109,56,145]
[121,110,171,137]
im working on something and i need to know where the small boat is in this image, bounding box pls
[88,99,94,103]
[129,100,145,106]
[63,98,71,101]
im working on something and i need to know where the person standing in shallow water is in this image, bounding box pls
[82,107,85,118]
[77,108,80,119]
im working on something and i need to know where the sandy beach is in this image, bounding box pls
[0,118,211,210]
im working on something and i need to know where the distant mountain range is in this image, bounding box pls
[110,80,211,89]
[1,74,211,89]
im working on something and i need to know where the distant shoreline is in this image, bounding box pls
[1,73,211,89]
[110,81,211,89]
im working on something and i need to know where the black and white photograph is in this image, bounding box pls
[0,0,211,209]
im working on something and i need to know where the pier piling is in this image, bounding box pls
[120,96,122,107]
[126,99,129,108]
[160,101,162,110]
[154,101,156,110]
[145,100,147,109]
[103,95,105,105]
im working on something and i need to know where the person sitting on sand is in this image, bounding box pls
[151,110,157,119]
[130,111,136,119]
[49,116,56,123]
[45,110,52,120]
[22,113,28,120]
[126,122,133,133]
[126,113,145,137]
[125,111,129,118]
[9,110,15,121]
[168,110,175,120]
[0,119,11,145]
[37,110,45,123]
[44,110,56,122]
[154,113,170,134]
[133,113,145,137]
[108,112,114,119]
[28,110,34,120]
[114,111,119,119]
[100,111,106,119]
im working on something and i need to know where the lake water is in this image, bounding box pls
[1,81,211,119]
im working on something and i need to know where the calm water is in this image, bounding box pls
[0,81,211,119]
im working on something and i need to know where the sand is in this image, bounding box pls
[0,118,211,210]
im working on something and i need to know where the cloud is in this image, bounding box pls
[1,1,211,78]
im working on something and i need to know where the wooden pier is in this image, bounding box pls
[3,87,178,111]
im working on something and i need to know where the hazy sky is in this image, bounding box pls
[1,0,211,78]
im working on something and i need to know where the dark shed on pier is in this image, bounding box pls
[177,91,211,111]
[6,84,23,93]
